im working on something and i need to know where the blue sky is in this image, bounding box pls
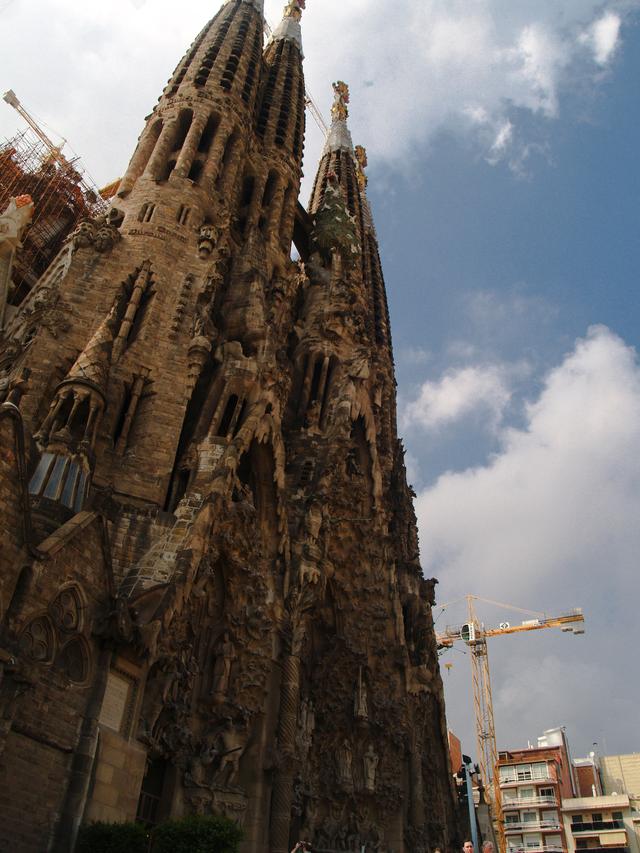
[1,0,638,766]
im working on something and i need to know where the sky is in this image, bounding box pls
[2,0,639,765]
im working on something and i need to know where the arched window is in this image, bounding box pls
[56,637,90,684]
[19,614,56,664]
[217,394,239,437]
[50,585,83,633]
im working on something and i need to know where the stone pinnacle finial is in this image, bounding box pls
[269,0,305,50]
[355,145,368,192]
[284,0,305,21]
[322,81,354,155]
[331,81,350,122]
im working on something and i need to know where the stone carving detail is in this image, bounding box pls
[296,697,315,761]
[354,666,368,721]
[210,631,236,703]
[336,738,353,790]
[197,224,217,259]
[71,215,121,253]
[363,744,379,792]
[171,273,194,336]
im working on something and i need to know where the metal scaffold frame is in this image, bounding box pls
[0,127,106,305]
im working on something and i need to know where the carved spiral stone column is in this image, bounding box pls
[269,648,302,853]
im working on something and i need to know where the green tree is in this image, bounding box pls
[76,820,149,853]
[151,814,243,853]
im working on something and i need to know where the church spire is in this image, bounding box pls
[309,81,359,223]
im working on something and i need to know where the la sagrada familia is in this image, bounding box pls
[0,0,459,850]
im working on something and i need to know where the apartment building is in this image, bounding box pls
[561,794,638,853]
[498,728,576,853]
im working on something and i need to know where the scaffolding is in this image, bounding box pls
[0,128,107,306]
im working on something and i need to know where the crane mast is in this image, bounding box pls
[437,595,585,853]
[466,597,504,853]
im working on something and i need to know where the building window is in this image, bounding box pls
[136,757,168,827]
[139,202,156,223]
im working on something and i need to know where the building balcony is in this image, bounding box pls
[574,848,629,853]
[506,845,564,853]
[501,774,556,786]
[503,796,558,809]
[571,821,625,833]
[505,822,562,833]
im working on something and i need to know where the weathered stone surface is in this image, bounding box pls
[0,3,459,852]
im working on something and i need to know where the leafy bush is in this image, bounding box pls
[151,814,243,853]
[76,820,149,853]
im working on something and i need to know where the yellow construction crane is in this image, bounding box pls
[3,90,70,171]
[436,595,585,853]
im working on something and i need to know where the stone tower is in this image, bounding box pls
[0,1,459,851]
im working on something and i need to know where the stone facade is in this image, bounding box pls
[0,1,459,851]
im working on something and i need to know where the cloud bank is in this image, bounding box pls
[0,1,637,185]
[303,1,638,168]
[402,364,516,432]
[415,326,640,752]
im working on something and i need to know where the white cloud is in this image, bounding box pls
[594,12,622,63]
[416,326,640,753]
[403,364,515,431]
[582,11,622,65]
[0,1,636,186]
[398,345,431,366]
[490,120,514,158]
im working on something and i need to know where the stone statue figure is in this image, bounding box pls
[304,501,324,544]
[0,195,34,329]
[217,717,249,786]
[211,631,236,701]
[297,697,315,759]
[337,738,353,789]
[363,744,379,792]
[185,740,219,788]
[141,656,179,736]
[354,666,368,721]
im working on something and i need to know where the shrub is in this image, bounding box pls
[151,814,243,853]
[76,820,149,853]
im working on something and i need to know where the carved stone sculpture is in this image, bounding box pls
[211,631,236,702]
[337,738,353,790]
[363,744,379,792]
[354,666,368,721]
